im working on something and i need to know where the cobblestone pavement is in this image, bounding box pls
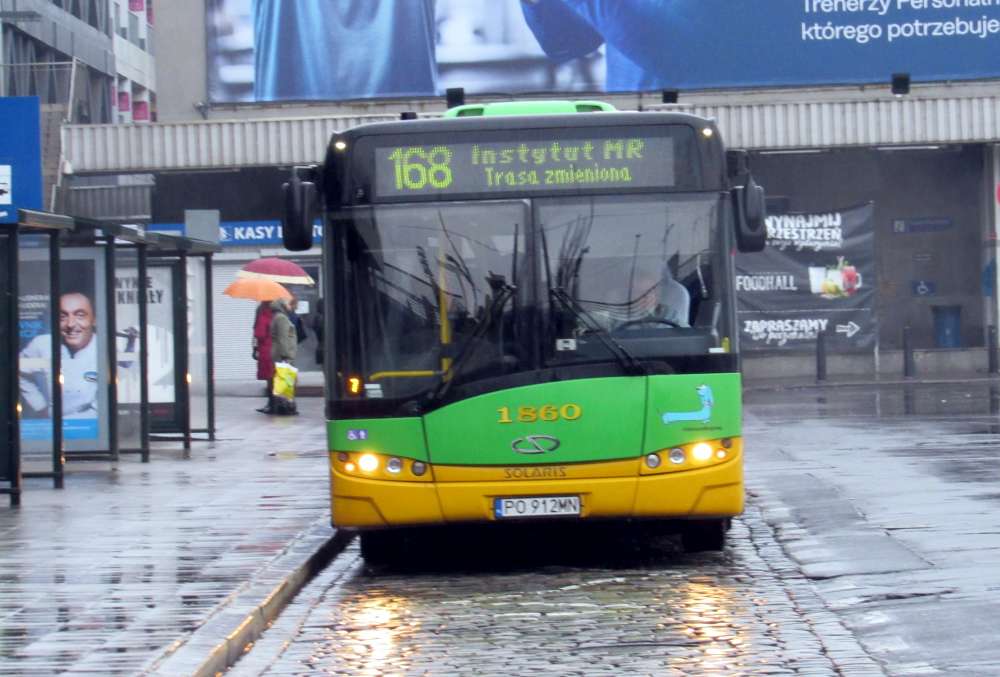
[231,506,884,677]
[0,398,330,676]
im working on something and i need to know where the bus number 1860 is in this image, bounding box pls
[497,404,582,424]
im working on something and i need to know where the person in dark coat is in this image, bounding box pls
[253,301,275,412]
[289,296,308,344]
[312,299,324,364]
[269,297,298,415]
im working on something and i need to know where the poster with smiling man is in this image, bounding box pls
[18,249,109,453]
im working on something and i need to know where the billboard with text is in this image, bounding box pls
[207,0,1000,103]
[736,203,877,352]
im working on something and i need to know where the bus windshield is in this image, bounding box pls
[339,193,731,406]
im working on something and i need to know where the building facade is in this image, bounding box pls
[110,0,154,124]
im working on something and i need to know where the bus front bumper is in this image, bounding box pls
[330,454,743,529]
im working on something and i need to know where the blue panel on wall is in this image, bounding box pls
[0,97,43,224]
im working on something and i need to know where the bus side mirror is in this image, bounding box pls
[282,168,317,252]
[732,175,767,252]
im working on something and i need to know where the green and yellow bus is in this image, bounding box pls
[282,100,766,562]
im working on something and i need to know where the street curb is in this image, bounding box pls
[193,530,354,677]
[145,525,355,677]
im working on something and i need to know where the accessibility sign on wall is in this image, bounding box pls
[0,97,42,223]
[735,203,877,352]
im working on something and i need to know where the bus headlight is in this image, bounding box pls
[691,443,713,463]
[332,451,433,482]
[358,453,379,473]
[640,438,741,475]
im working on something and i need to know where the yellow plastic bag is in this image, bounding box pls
[272,361,299,403]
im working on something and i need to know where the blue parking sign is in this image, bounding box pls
[0,97,43,224]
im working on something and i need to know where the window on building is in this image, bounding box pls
[87,0,102,30]
[129,12,140,47]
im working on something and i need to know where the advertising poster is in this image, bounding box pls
[736,203,876,352]
[114,259,144,449]
[18,247,110,453]
[208,0,1000,103]
[146,264,181,431]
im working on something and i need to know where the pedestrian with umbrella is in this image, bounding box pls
[231,258,314,414]
[239,257,314,346]
[223,277,293,414]
[269,296,299,415]
[254,302,275,412]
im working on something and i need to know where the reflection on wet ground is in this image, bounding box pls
[0,399,329,676]
[746,381,1000,421]
[745,380,1000,500]
[240,517,868,677]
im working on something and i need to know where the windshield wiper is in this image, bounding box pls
[538,219,644,377]
[425,277,516,407]
[550,287,647,376]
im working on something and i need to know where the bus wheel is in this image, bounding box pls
[681,520,726,553]
[360,530,399,565]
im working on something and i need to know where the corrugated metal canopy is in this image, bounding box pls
[63,92,1000,174]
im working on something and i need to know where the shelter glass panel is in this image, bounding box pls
[114,248,143,450]
[148,263,180,431]
[17,235,55,469]
[188,257,209,431]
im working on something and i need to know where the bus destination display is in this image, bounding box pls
[374,134,676,198]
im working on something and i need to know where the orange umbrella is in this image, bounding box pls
[223,277,292,302]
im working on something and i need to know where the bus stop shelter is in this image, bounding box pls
[3,210,218,507]
[1,211,74,506]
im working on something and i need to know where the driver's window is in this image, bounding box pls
[538,195,709,333]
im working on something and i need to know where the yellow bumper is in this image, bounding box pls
[330,450,743,529]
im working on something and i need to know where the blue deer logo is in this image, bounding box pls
[661,385,714,425]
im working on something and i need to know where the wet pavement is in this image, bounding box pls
[230,514,882,677]
[227,376,1000,677]
[0,397,331,676]
[745,379,1000,676]
[4,377,1000,676]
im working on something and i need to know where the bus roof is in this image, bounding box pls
[444,100,617,117]
[335,110,720,141]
